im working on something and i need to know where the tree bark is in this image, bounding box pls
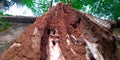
[0,16,37,23]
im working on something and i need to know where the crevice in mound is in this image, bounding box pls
[48,29,65,60]
[40,28,49,60]
[52,40,56,46]
[72,18,81,29]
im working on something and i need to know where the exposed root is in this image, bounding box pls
[66,34,71,45]
[10,43,21,48]
[31,27,40,49]
[84,38,104,60]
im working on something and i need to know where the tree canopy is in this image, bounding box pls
[21,0,120,20]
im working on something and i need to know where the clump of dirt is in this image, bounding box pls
[1,3,116,60]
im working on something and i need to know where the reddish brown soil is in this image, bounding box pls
[1,3,116,60]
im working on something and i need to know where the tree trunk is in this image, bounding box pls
[1,3,117,60]
[0,16,37,23]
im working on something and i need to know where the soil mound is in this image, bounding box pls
[1,3,116,60]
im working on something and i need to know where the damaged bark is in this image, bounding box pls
[1,3,116,60]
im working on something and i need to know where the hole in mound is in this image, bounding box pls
[47,27,50,35]
[57,36,59,38]
[53,30,56,34]
[52,41,56,45]
[72,18,81,28]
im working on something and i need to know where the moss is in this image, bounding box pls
[0,18,11,32]
[0,26,11,32]
[0,41,10,54]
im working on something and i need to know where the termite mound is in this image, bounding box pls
[1,3,116,60]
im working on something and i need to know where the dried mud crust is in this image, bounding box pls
[1,3,116,60]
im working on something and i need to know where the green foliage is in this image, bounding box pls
[0,11,12,16]
[91,0,120,20]
[22,0,51,16]
[59,0,120,20]
[0,12,4,16]
[0,11,12,32]
[2,0,119,20]
[22,0,34,8]
[0,18,10,32]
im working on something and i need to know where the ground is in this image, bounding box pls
[0,23,30,55]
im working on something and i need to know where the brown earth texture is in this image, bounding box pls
[0,3,116,60]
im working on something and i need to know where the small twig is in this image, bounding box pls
[71,35,78,44]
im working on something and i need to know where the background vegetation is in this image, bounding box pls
[0,0,120,20]
[0,12,11,32]
[23,0,120,20]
